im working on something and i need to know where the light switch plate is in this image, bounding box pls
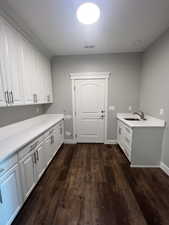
[128,106,132,111]
[160,108,164,115]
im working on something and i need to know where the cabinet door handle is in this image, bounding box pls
[5,91,9,104]
[0,188,3,204]
[9,91,13,104]
[32,153,35,164]
[36,94,38,103]
[36,151,39,161]
[11,91,14,103]
[51,135,54,144]
[34,152,37,164]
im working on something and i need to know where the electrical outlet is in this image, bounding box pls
[109,105,116,111]
[128,106,132,111]
[160,108,164,116]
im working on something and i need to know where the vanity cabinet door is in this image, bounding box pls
[44,135,54,166]
[20,152,36,200]
[35,143,46,180]
[0,164,22,225]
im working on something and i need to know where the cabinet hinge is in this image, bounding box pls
[74,86,76,91]
[75,111,76,116]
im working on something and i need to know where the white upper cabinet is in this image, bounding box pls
[0,16,53,107]
[2,21,24,106]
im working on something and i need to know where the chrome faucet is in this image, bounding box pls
[133,111,145,120]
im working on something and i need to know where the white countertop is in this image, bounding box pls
[117,113,165,128]
[0,114,64,162]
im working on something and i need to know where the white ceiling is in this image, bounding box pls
[1,0,169,56]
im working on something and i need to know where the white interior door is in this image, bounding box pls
[74,79,106,143]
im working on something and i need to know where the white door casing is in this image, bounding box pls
[71,72,110,143]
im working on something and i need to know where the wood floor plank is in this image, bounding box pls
[12,144,169,225]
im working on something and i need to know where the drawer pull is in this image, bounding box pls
[30,141,39,151]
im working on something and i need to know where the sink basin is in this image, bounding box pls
[124,118,140,121]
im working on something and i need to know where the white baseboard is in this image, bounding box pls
[64,139,77,144]
[130,164,160,168]
[64,139,117,145]
[104,139,117,145]
[160,162,169,176]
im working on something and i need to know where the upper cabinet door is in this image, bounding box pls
[21,38,35,105]
[3,22,24,106]
[43,57,53,103]
[0,19,7,106]
[34,50,44,104]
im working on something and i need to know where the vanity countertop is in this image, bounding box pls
[0,114,64,162]
[117,113,165,128]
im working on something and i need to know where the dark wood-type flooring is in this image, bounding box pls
[12,144,169,225]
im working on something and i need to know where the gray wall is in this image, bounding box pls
[0,105,44,127]
[140,29,169,167]
[45,53,141,140]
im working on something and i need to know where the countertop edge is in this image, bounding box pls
[117,113,165,128]
[0,115,64,162]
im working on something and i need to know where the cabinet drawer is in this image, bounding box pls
[0,154,17,177]
[18,135,43,160]
[45,127,55,139]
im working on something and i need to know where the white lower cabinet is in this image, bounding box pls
[0,164,22,225]
[0,119,64,225]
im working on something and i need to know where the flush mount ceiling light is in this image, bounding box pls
[76,2,100,25]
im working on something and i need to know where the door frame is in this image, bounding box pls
[70,72,110,144]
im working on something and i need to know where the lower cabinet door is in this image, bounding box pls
[44,137,54,166]
[20,153,36,200]
[0,164,22,225]
[59,122,64,146]
[35,144,46,180]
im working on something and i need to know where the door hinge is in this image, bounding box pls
[75,111,76,116]
[74,86,76,91]
[75,134,77,138]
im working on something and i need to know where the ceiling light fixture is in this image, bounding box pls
[76,2,100,25]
